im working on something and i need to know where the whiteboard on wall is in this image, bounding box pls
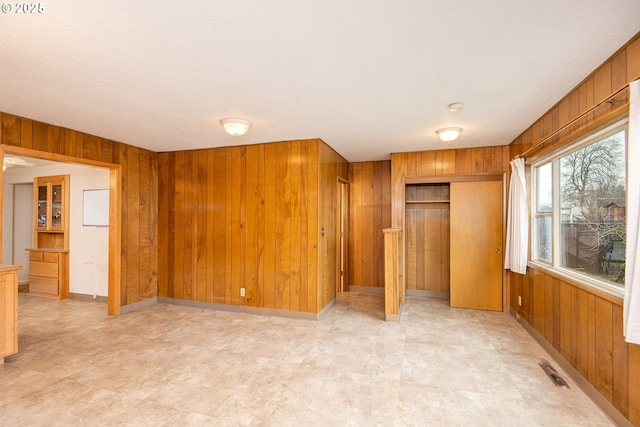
[83,189,109,226]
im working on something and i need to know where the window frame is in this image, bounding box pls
[529,118,628,298]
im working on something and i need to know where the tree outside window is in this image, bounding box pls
[559,130,626,284]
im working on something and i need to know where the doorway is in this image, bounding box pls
[404,183,450,297]
[403,176,504,311]
[0,147,121,315]
[337,179,348,293]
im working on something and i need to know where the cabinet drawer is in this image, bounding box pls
[29,251,44,262]
[30,261,59,278]
[43,253,59,263]
[29,277,58,295]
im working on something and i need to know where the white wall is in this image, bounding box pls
[4,163,110,296]
[14,184,33,284]
[2,184,14,265]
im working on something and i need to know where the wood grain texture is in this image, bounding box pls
[317,141,349,310]
[450,180,502,311]
[1,110,157,314]
[510,32,639,161]
[630,343,640,425]
[0,267,20,360]
[511,266,639,424]
[348,161,392,289]
[391,147,507,228]
[505,32,640,426]
[2,114,21,146]
[155,139,338,314]
[404,184,449,292]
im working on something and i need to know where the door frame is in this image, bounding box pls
[0,145,122,315]
[336,178,349,293]
[402,173,507,312]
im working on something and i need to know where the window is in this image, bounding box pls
[532,121,627,292]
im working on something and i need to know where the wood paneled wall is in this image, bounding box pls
[318,142,349,307]
[391,147,509,228]
[512,270,640,424]
[157,139,347,313]
[508,32,640,425]
[510,34,640,161]
[405,184,450,293]
[0,112,158,307]
[348,161,391,289]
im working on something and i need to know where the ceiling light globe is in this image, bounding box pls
[436,127,462,142]
[220,118,251,136]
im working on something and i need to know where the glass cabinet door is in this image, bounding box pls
[51,184,62,229]
[37,185,48,229]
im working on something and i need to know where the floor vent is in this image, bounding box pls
[539,359,570,388]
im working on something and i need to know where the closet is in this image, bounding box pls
[404,183,450,296]
[404,179,503,311]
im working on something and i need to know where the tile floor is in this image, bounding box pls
[0,292,613,426]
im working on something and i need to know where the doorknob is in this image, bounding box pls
[495,248,500,253]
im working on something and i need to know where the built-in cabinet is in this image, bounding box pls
[28,175,70,299]
[0,265,21,363]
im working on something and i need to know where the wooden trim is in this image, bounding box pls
[108,167,122,315]
[518,84,633,159]
[1,145,117,169]
[524,106,629,163]
[0,149,4,263]
[404,173,504,184]
[527,262,623,306]
[0,144,122,315]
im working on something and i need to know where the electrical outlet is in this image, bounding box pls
[518,295,522,306]
[240,287,245,297]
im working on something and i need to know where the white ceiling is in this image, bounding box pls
[1,1,639,162]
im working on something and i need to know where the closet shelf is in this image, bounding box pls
[405,200,450,204]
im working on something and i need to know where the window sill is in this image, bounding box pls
[527,261,624,305]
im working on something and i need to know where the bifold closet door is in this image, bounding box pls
[450,180,503,311]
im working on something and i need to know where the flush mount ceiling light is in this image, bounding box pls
[436,127,462,142]
[220,118,251,136]
[448,102,465,112]
[3,156,35,169]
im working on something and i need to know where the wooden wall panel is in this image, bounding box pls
[317,141,348,310]
[506,32,640,425]
[157,139,332,314]
[348,160,392,289]
[512,267,639,421]
[404,202,449,293]
[1,111,158,309]
[391,146,508,228]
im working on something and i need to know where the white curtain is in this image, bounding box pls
[624,80,640,345]
[505,157,528,275]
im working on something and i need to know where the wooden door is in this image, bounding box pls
[450,180,503,311]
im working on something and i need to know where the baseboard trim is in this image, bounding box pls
[317,299,336,320]
[406,290,449,299]
[158,296,331,321]
[508,306,633,427]
[385,302,405,322]
[167,297,241,313]
[120,296,158,314]
[348,286,385,294]
[69,293,108,303]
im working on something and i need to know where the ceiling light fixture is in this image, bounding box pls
[436,127,462,142]
[448,102,464,112]
[220,118,251,136]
